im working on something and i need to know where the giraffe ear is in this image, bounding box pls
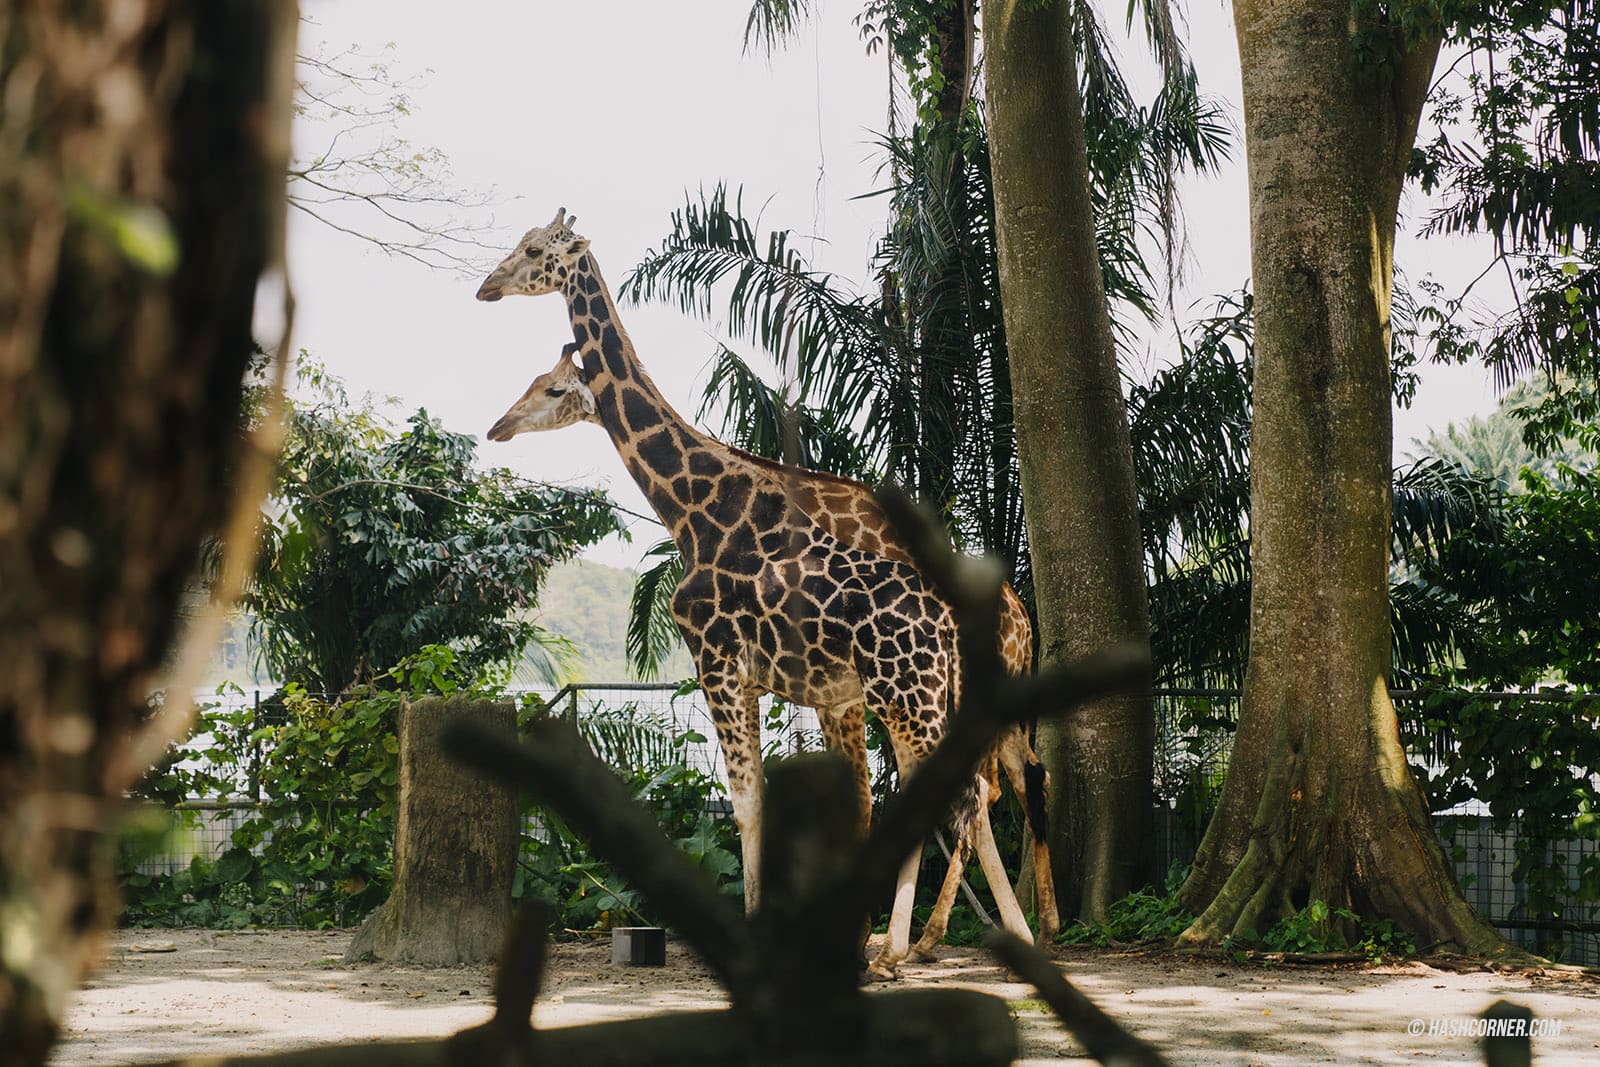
[565,237,590,257]
[578,383,598,418]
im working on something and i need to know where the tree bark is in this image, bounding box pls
[1176,0,1506,954]
[0,3,296,1064]
[349,697,519,966]
[981,0,1156,920]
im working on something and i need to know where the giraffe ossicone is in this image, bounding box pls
[477,213,1055,976]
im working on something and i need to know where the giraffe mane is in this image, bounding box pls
[723,444,875,493]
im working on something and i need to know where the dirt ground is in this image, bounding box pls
[50,928,1598,1066]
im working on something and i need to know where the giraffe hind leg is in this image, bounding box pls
[1001,729,1059,940]
[909,785,979,962]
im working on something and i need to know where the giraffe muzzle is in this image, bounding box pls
[486,416,516,442]
[475,279,505,302]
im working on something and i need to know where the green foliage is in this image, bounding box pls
[1058,869,1195,946]
[122,650,499,927]
[1407,689,1600,931]
[1406,459,1600,686]
[122,668,745,932]
[1258,900,1418,964]
[515,702,741,930]
[626,539,689,680]
[1409,1,1600,435]
[120,680,403,928]
[250,364,623,692]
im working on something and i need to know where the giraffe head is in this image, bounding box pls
[486,343,598,441]
[475,207,590,302]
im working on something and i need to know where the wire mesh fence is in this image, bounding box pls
[137,682,1599,963]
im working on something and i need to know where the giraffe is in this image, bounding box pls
[476,212,1046,973]
[720,445,1059,952]
[487,346,1060,955]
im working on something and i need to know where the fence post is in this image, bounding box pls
[250,689,262,803]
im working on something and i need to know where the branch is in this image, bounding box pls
[440,716,758,998]
[852,485,1150,911]
[986,932,1174,1067]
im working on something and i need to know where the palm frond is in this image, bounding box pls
[621,185,890,415]
[698,344,875,477]
[743,0,812,56]
[626,539,684,681]
[577,702,682,778]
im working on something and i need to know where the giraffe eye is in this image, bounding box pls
[524,247,540,259]
[545,387,566,398]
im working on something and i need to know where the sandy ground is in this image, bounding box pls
[50,928,1599,1066]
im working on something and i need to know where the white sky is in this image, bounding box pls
[288,0,1501,570]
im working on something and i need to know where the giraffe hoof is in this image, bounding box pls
[865,955,901,982]
[907,943,939,963]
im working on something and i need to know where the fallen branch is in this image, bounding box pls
[986,931,1173,1067]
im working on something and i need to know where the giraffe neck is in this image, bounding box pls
[560,255,757,555]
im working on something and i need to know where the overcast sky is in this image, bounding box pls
[288,0,1501,570]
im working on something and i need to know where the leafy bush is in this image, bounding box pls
[1405,688,1600,948]
[121,667,745,933]
[515,701,741,930]
[249,365,623,693]
[1259,900,1417,963]
[1058,867,1195,946]
[121,679,402,928]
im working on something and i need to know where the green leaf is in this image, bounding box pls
[214,847,256,885]
[65,182,179,276]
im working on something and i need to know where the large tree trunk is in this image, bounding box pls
[0,4,296,1065]
[1176,0,1505,954]
[981,0,1156,920]
[349,697,519,965]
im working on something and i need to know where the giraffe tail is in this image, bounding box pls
[950,774,982,858]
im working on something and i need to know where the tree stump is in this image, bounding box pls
[348,696,518,965]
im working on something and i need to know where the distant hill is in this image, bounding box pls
[534,559,693,684]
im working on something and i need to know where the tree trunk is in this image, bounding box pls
[349,697,519,965]
[0,4,295,1065]
[981,0,1156,920]
[1176,0,1506,954]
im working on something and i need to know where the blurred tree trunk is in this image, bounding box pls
[981,0,1155,920]
[1174,0,1504,953]
[0,4,296,1064]
[348,697,519,966]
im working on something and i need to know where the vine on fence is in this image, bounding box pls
[122,680,403,928]
[1410,690,1600,957]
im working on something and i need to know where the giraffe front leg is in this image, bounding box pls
[909,831,969,962]
[702,673,764,914]
[818,699,874,966]
[867,727,923,982]
[816,699,871,838]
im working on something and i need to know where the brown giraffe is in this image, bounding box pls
[476,212,1044,974]
[486,348,1062,953]
[722,446,1059,951]
[487,346,1061,954]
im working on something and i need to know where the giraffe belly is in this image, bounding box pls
[746,648,862,710]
